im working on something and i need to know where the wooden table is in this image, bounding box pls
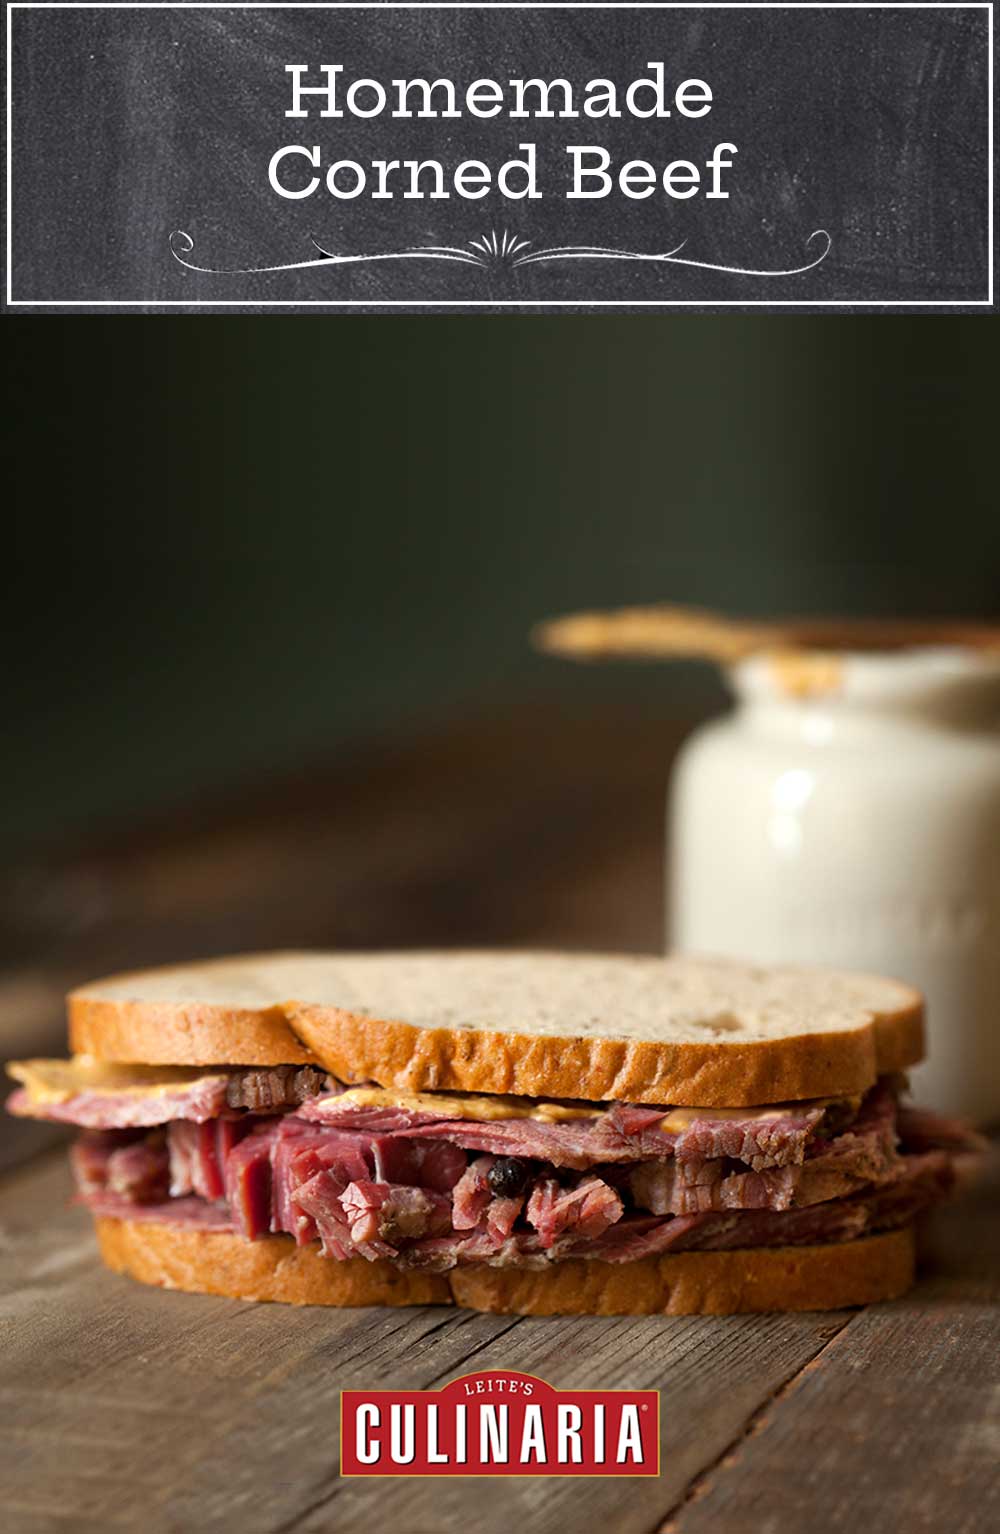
[2,706,998,1532]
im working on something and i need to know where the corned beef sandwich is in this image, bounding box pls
[5,951,982,1315]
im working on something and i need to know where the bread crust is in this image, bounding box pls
[94,1217,915,1316]
[286,1004,917,1108]
[872,1006,925,1076]
[94,1218,452,1307]
[69,951,924,1107]
[449,1228,915,1315]
[69,997,318,1068]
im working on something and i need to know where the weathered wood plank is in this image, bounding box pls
[661,1151,1000,1534]
[301,1309,853,1534]
[0,1158,519,1528]
[0,1155,848,1534]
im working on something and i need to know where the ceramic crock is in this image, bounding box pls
[668,647,1000,1122]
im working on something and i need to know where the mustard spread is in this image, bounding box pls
[6,1056,227,1105]
[332,1086,599,1123]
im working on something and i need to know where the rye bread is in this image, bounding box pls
[68,950,923,1107]
[93,1215,916,1315]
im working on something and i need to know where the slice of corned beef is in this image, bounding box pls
[215,1118,250,1191]
[369,1136,467,1193]
[667,1104,832,1170]
[679,1201,874,1253]
[80,1189,235,1232]
[671,1153,951,1253]
[526,1175,624,1248]
[568,1212,709,1263]
[9,1064,326,1130]
[226,1126,282,1239]
[71,1130,169,1203]
[7,1076,230,1129]
[300,1089,865,1171]
[271,1138,322,1246]
[225,1066,329,1112]
[275,1128,372,1248]
[166,1114,470,1250]
[862,1148,955,1228]
[486,1193,526,1240]
[299,1097,607,1169]
[452,1156,494,1230]
[297,1100,434,1134]
[408,1118,609,1168]
[70,1131,125,1195]
[105,1135,169,1202]
[593,1099,851,1169]
[338,1181,453,1260]
[628,1157,727,1216]
[292,1167,358,1258]
[451,1156,527,1239]
[168,1119,252,1203]
[270,1131,324,1245]
[580,1150,954,1264]
[168,1113,466,1252]
[629,1087,898,1215]
[565,1203,872,1264]
[397,1228,549,1272]
[167,1121,195,1198]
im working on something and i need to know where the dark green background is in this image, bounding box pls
[6,318,998,854]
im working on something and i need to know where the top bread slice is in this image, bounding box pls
[67,950,923,1107]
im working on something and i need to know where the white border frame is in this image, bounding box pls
[4,2,995,307]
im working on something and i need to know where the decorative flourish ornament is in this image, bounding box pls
[169,228,832,280]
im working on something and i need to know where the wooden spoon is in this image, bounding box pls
[533,604,1000,665]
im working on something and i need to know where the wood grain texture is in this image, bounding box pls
[661,1151,1000,1534]
[1,1151,996,1533]
[0,1156,853,1534]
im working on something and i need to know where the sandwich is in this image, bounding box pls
[5,951,981,1315]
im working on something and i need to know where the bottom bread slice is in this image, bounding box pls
[93,1216,915,1315]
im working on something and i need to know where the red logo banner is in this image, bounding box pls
[341,1370,659,1477]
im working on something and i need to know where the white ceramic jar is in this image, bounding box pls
[668,648,1000,1122]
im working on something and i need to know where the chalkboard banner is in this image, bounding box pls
[6,3,993,309]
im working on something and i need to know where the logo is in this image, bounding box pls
[340,1370,659,1477]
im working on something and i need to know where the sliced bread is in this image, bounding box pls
[68,950,923,1106]
[94,1215,917,1315]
